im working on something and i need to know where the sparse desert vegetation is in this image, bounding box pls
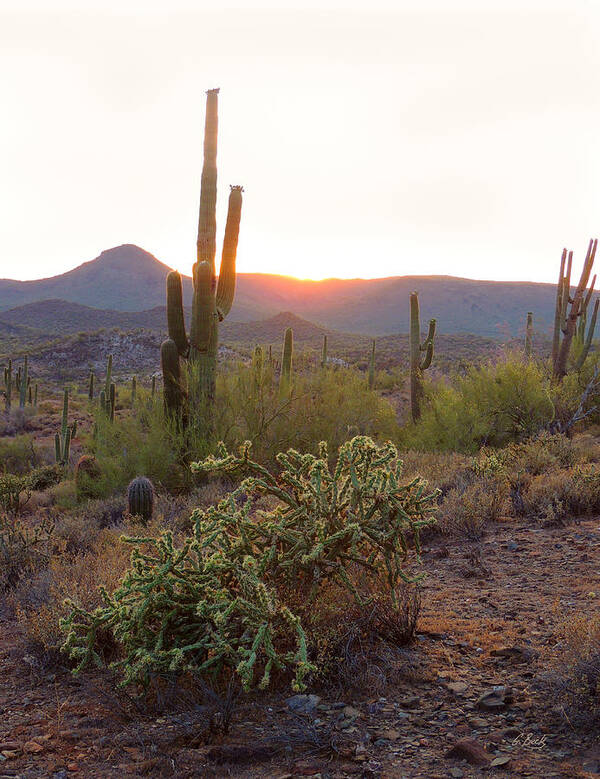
[2,90,600,779]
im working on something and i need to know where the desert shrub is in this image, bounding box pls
[14,530,129,660]
[0,514,54,591]
[399,450,474,496]
[27,464,63,491]
[402,355,555,453]
[53,496,126,555]
[548,612,600,730]
[0,434,37,474]
[0,473,31,514]
[61,437,437,692]
[216,364,400,468]
[74,455,102,500]
[521,466,600,524]
[436,477,507,539]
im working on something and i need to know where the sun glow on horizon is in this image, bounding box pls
[2,2,600,286]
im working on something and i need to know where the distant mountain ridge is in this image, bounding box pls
[0,244,575,337]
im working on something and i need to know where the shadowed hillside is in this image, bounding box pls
[0,244,581,337]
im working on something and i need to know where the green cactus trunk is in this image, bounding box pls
[19,356,28,409]
[33,384,38,408]
[131,376,137,406]
[162,89,243,423]
[279,328,293,397]
[553,239,598,378]
[104,354,112,400]
[409,292,436,423]
[368,340,376,389]
[525,312,533,360]
[252,345,263,400]
[4,359,12,412]
[321,335,327,369]
[55,388,76,466]
[88,371,94,401]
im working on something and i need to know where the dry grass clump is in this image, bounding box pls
[303,577,422,695]
[400,450,474,496]
[12,529,130,664]
[436,477,508,539]
[521,466,600,524]
[547,611,600,730]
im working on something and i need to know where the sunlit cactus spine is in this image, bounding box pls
[321,335,328,368]
[279,328,293,397]
[409,292,436,423]
[3,359,12,411]
[368,340,376,389]
[525,312,533,360]
[161,88,243,424]
[553,240,598,377]
[55,389,76,466]
[127,476,154,524]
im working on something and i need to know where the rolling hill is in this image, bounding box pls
[0,243,574,337]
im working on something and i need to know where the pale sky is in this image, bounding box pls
[1,0,599,282]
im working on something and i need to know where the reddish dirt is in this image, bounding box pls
[1,517,600,778]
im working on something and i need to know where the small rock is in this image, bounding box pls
[286,694,321,715]
[476,686,513,710]
[491,756,512,767]
[343,705,361,720]
[400,695,421,709]
[449,769,464,778]
[445,737,492,766]
[447,682,468,695]
[23,741,44,754]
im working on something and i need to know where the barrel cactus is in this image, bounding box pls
[127,476,154,524]
[161,88,243,422]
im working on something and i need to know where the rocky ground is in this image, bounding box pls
[1,516,599,778]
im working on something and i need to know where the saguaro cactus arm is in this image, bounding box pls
[166,271,189,356]
[555,238,598,378]
[196,88,219,269]
[216,185,243,319]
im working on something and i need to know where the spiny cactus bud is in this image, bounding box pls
[127,476,154,524]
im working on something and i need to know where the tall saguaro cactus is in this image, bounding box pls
[3,359,12,412]
[525,312,533,360]
[553,239,598,378]
[279,327,293,397]
[55,389,77,466]
[161,89,243,421]
[409,292,436,423]
[368,340,376,390]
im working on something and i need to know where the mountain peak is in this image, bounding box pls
[86,244,171,273]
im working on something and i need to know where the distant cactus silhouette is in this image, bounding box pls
[525,312,533,360]
[368,340,376,389]
[553,240,599,377]
[55,389,76,466]
[279,327,293,397]
[410,292,436,423]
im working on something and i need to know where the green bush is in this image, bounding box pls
[402,355,555,453]
[60,437,437,692]
[0,435,37,474]
[0,473,31,514]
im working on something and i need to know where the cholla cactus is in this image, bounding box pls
[161,89,243,421]
[55,389,77,466]
[409,292,436,422]
[553,240,599,377]
[61,436,437,693]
